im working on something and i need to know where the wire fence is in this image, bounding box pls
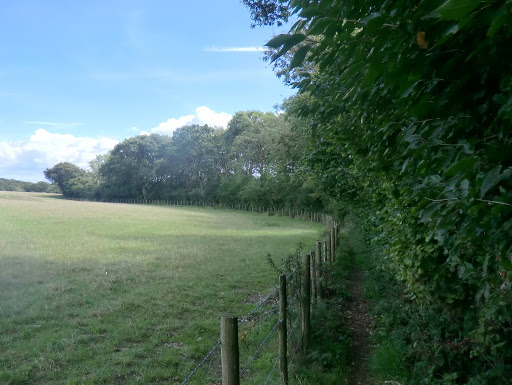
[177,277,286,385]
[179,263,306,384]
[69,197,334,226]
[179,272,295,385]
[178,223,339,385]
[235,262,306,384]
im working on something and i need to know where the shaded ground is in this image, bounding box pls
[344,266,373,385]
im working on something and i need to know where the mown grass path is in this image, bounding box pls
[0,192,324,384]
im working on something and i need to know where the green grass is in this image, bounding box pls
[280,227,354,385]
[0,192,324,384]
[345,224,410,385]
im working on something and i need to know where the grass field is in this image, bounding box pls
[0,192,324,384]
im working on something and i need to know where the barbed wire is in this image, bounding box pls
[238,286,279,327]
[240,318,280,377]
[287,312,301,342]
[285,312,303,374]
[287,290,300,310]
[286,266,299,281]
[260,310,302,385]
[180,339,221,385]
[263,357,280,385]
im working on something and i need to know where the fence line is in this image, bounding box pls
[69,197,336,226]
[177,219,339,384]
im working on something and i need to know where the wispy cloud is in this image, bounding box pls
[204,46,265,52]
[24,121,83,128]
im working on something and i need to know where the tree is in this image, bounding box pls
[225,111,288,177]
[220,109,321,209]
[0,179,55,193]
[242,0,290,27]
[44,162,87,197]
[88,153,110,184]
[99,134,170,199]
[166,125,222,200]
[23,181,54,192]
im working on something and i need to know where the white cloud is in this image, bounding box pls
[0,107,233,182]
[150,106,232,135]
[204,46,265,52]
[0,129,118,182]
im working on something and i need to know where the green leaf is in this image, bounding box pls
[283,33,306,48]
[502,257,512,272]
[361,12,381,23]
[401,81,420,98]
[480,165,502,198]
[266,33,305,50]
[487,7,507,37]
[342,61,364,80]
[364,15,385,33]
[401,157,411,174]
[308,17,330,36]
[460,179,470,198]
[444,157,477,178]
[266,34,292,49]
[290,46,310,69]
[499,167,512,183]
[434,0,481,20]
[419,204,439,223]
[318,50,337,71]
[269,33,306,62]
[299,6,322,18]
[444,24,459,37]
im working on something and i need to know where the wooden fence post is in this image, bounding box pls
[221,315,239,385]
[326,232,332,264]
[279,274,288,385]
[315,241,322,298]
[301,254,311,352]
[322,240,328,288]
[333,223,338,254]
[330,227,336,263]
[310,251,316,300]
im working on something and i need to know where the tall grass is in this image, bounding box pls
[0,192,324,384]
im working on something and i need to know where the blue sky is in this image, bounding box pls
[0,0,295,182]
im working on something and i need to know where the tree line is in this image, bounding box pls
[44,110,325,211]
[0,178,58,193]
